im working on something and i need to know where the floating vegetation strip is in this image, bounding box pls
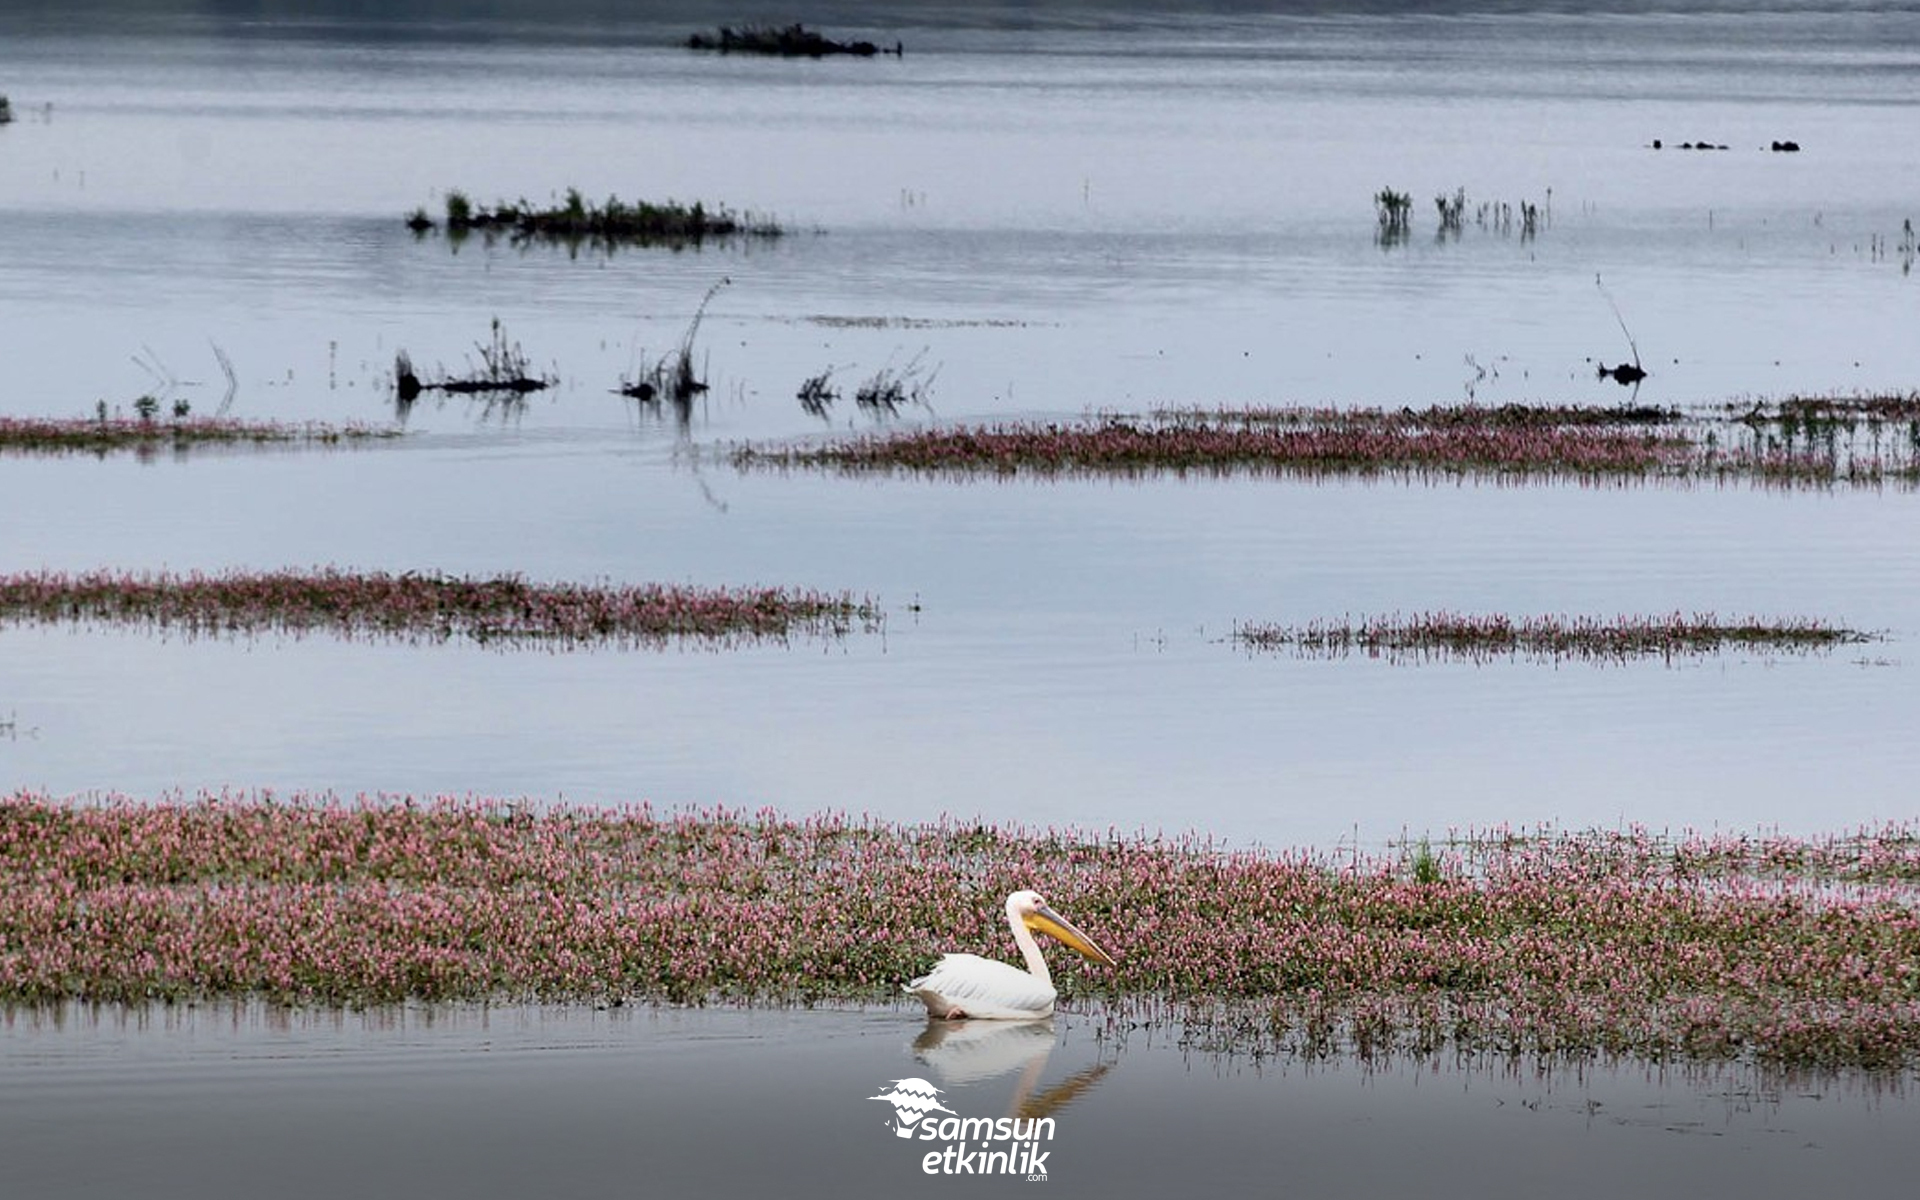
[2,794,1918,1073]
[686,23,899,58]
[1159,402,1683,431]
[735,399,1920,487]
[1724,391,1920,425]
[0,416,398,456]
[733,418,1692,478]
[1234,612,1873,663]
[0,570,881,648]
[409,187,781,249]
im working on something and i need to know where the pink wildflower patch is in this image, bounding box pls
[0,569,883,648]
[730,400,1920,487]
[2,794,1917,1073]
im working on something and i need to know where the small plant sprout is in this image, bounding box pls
[1411,838,1441,885]
[1519,199,1543,239]
[473,317,533,385]
[1435,187,1467,236]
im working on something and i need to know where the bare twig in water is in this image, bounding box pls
[620,277,731,415]
[1595,274,1649,386]
[209,340,238,415]
[854,349,940,415]
[797,369,839,418]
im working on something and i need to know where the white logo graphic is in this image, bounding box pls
[868,1078,1056,1177]
[867,1077,956,1138]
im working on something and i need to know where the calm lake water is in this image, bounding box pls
[2,1003,1916,1199]
[4,0,1920,1188]
[3,0,1917,851]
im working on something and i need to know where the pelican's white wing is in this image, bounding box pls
[905,953,1058,1020]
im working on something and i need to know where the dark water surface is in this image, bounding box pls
[1,1003,1915,1199]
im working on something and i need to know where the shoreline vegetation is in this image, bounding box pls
[730,396,1920,486]
[1233,612,1873,663]
[406,188,783,250]
[685,23,901,58]
[0,570,882,648]
[2,794,1916,1074]
[0,414,397,457]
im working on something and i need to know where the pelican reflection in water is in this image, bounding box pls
[906,890,1117,1021]
[914,1018,1113,1119]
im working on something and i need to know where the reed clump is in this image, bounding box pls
[395,317,554,406]
[1374,187,1550,243]
[3,794,1917,1073]
[619,277,729,410]
[1374,187,1412,245]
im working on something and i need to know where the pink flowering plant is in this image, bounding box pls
[0,569,882,648]
[2,794,1915,1073]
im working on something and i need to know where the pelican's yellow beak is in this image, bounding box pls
[1027,904,1118,967]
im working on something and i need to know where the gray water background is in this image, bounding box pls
[4,0,1917,850]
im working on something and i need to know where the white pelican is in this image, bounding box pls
[906,890,1117,1020]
